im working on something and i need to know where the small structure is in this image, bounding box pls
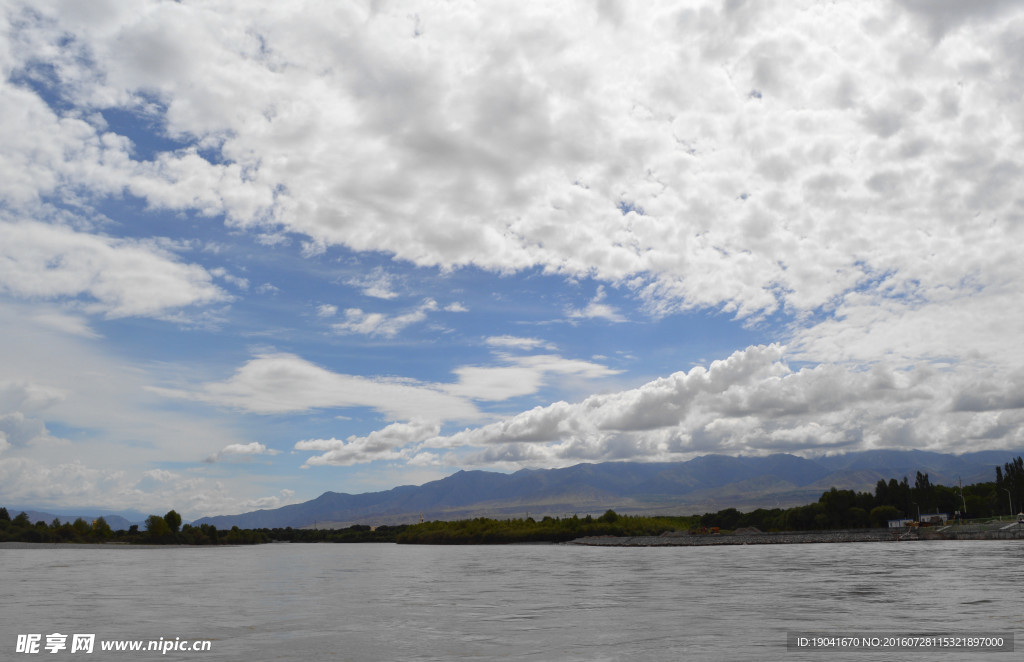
[888,519,915,528]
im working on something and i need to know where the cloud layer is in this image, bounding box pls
[3,1,1024,516]
[420,345,1024,468]
[6,0,1022,325]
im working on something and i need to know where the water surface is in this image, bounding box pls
[2,541,1021,660]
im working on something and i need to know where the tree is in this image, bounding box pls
[1001,457,1024,514]
[914,471,935,513]
[0,507,9,521]
[92,517,113,540]
[12,512,30,527]
[870,505,901,528]
[163,510,182,534]
[874,480,889,508]
[72,518,91,538]
[145,514,172,541]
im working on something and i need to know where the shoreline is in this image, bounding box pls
[0,541,218,550]
[570,529,901,546]
[570,525,1024,546]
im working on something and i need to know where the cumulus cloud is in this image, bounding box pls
[7,0,1022,328]
[205,441,280,463]
[5,0,1024,492]
[297,420,441,467]
[420,345,1024,468]
[4,1,1024,341]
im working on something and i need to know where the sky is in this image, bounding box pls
[2,0,1024,520]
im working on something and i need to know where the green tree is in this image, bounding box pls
[72,518,91,538]
[145,514,172,541]
[0,507,9,521]
[1000,456,1024,515]
[846,507,869,528]
[12,511,30,527]
[163,510,182,534]
[92,517,113,540]
[870,505,901,528]
[914,471,936,513]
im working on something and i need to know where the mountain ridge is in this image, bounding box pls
[192,449,1022,529]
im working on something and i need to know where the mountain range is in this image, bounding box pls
[192,449,1022,529]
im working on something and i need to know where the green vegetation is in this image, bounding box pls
[2,457,1020,545]
[396,512,698,544]
[0,510,407,545]
[398,457,1024,543]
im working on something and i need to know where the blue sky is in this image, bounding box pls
[2,1,1024,519]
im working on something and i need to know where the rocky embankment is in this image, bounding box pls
[570,529,906,546]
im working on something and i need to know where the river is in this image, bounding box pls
[1,540,1021,660]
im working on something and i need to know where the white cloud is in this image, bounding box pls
[347,267,400,300]
[0,381,66,414]
[0,454,299,520]
[210,267,249,291]
[445,354,622,402]
[0,303,257,473]
[154,352,480,422]
[423,344,1024,468]
[297,419,440,467]
[316,304,338,318]
[333,299,438,337]
[567,286,626,322]
[4,0,1024,499]
[6,1,1024,334]
[485,336,555,351]
[28,310,99,338]
[205,441,280,463]
[0,220,228,318]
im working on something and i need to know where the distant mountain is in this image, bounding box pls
[193,449,1023,529]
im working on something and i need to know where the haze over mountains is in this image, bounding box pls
[193,449,1021,530]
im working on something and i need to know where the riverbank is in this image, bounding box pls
[0,541,207,549]
[571,523,1024,546]
[570,529,906,546]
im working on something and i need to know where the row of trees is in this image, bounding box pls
[0,506,410,545]
[698,460,1023,532]
[0,508,266,545]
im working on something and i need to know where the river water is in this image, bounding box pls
[2,540,1021,661]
